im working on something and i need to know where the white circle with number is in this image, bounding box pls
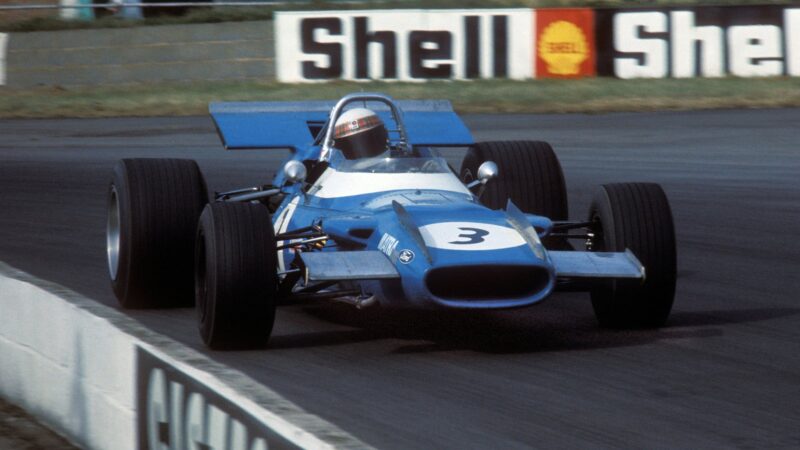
[418,222,526,251]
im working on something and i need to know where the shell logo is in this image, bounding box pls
[538,20,589,76]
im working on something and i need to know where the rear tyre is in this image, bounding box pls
[461,140,568,220]
[108,158,208,308]
[196,202,278,349]
[588,183,677,328]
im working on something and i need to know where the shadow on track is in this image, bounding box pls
[265,304,800,354]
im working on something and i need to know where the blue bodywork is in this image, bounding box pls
[210,100,473,150]
[210,94,640,310]
[272,188,554,309]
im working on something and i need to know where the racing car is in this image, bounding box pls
[106,93,676,349]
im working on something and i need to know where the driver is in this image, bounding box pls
[333,108,389,160]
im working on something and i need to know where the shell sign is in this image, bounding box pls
[535,9,596,77]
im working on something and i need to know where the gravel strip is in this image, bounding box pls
[0,397,78,450]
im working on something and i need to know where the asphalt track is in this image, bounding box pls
[1,109,799,449]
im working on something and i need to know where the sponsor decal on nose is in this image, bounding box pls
[398,249,415,263]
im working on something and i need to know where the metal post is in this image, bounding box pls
[120,0,143,19]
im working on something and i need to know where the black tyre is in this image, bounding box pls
[588,183,677,328]
[195,202,278,349]
[460,141,568,221]
[108,159,208,308]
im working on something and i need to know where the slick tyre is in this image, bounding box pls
[108,158,208,309]
[461,141,568,220]
[589,183,677,328]
[195,202,278,349]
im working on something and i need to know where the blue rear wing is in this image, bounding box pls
[209,100,474,151]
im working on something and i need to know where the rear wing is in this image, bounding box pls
[209,100,474,151]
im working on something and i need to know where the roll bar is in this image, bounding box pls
[319,92,411,161]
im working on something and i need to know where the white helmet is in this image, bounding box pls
[333,108,388,160]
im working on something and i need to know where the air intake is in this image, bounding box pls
[426,265,550,300]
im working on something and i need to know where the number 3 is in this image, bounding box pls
[450,227,489,245]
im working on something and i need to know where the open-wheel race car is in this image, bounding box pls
[106,93,676,349]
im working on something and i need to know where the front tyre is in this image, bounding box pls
[108,158,208,308]
[460,141,568,221]
[589,183,677,328]
[196,202,278,349]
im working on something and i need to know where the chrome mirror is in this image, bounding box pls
[467,161,499,189]
[477,161,498,184]
[284,160,307,184]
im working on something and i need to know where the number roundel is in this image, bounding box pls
[418,222,526,251]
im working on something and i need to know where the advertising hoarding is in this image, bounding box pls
[276,9,534,82]
[595,7,800,78]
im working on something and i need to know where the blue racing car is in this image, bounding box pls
[106,93,676,349]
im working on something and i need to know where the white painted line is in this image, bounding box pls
[0,33,8,86]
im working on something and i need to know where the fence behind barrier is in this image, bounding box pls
[1,5,798,88]
[2,20,275,87]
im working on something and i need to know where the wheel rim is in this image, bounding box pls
[107,185,121,281]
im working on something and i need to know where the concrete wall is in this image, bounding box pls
[0,265,137,450]
[4,20,275,87]
[0,261,368,450]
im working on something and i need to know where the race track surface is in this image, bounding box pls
[1,109,799,448]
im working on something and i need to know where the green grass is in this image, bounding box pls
[1,78,798,119]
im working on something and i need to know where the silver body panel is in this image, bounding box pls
[301,251,400,281]
[549,249,645,279]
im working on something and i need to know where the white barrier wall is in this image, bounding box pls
[0,262,370,450]
[0,267,135,450]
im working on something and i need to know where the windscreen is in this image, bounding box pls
[332,154,452,174]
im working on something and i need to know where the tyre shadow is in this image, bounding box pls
[267,301,800,354]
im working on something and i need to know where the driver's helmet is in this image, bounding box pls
[333,108,388,160]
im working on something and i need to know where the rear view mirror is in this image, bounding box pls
[477,161,498,184]
[284,160,307,184]
[467,161,499,189]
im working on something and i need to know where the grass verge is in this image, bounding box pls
[1,77,799,119]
